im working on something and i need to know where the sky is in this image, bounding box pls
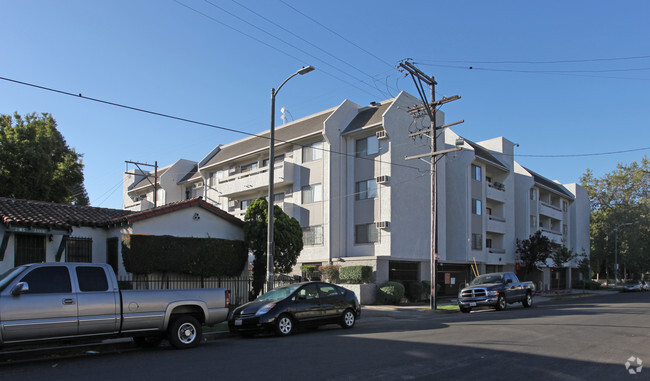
[2,1,649,209]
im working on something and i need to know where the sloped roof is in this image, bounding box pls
[524,167,574,199]
[343,101,393,134]
[111,197,243,226]
[178,164,199,184]
[0,197,133,231]
[130,166,170,192]
[465,140,508,170]
[201,110,334,169]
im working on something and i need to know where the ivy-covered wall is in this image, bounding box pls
[122,234,247,277]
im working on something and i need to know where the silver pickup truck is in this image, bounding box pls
[0,263,230,349]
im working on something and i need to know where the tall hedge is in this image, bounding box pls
[122,234,247,277]
[339,265,373,284]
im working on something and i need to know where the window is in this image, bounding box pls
[356,179,378,200]
[240,162,259,173]
[302,184,322,204]
[355,223,378,244]
[240,199,253,210]
[298,283,319,300]
[472,199,482,215]
[471,234,483,250]
[66,237,93,263]
[76,266,109,292]
[20,266,71,294]
[388,261,419,282]
[302,225,323,246]
[471,165,482,181]
[355,135,379,157]
[273,192,285,204]
[263,154,285,167]
[530,215,537,229]
[563,224,568,236]
[530,188,537,201]
[563,200,568,212]
[303,142,323,163]
[319,284,341,298]
[486,238,493,249]
[14,234,45,267]
[185,186,192,200]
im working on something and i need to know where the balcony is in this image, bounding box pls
[487,182,506,202]
[540,202,563,220]
[487,215,506,234]
[218,162,294,197]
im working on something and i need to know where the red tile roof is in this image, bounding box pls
[0,197,133,231]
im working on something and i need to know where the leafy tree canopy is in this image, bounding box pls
[244,197,303,298]
[580,157,650,280]
[516,231,554,278]
[0,112,88,205]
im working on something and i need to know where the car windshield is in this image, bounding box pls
[470,274,504,285]
[256,284,302,301]
[625,280,639,285]
[0,266,26,292]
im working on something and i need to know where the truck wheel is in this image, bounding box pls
[133,335,163,348]
[168,315,202,349]
[495,294,507,311]
[459,306,471,313]
[522,292,533,308]
[275,314,294,336]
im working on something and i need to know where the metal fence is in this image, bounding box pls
[117,273,300,306]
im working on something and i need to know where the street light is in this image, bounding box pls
[267,65,315,292]
[612,222,633,286]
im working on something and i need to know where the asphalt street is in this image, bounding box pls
[1,291,648,381]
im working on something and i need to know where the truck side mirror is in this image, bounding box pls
[11,282,29,296]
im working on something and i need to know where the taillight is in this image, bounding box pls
[225,290,231,308]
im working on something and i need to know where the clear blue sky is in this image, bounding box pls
[2,1,649,209]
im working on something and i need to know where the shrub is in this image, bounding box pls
[300,265,318,273]
[405,281,424,302]
[576,279,601,290]
[339,266,373,284]
[377,281,405,305]
[319,264,340,283]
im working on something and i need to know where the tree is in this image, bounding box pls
[0,112,87,205]
[581,157,650,280]
[549,244,576,288]
[244,197,303,299]
[516,231,554,279]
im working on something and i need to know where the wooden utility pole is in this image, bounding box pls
[125,160,159,207]
[398,60,462,310]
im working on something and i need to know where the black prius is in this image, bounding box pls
[228,281,361,337]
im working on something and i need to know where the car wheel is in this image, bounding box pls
[495,294,507,311]
[275,314,294,337]
[168,315,202,349]
[133,335,163,348]
[522,292,533,308]
[340,309,356,329]
[459,306,471,313]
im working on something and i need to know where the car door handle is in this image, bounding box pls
[62,298,75,305]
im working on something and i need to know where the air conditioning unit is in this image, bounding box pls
[228,166,237,175]
[375,221,389,229]
[228,200,237,208]
[376,130,388,140]
[193,182,203,189]
[376,175,389,184]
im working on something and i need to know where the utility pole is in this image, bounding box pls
[398,60,462,310]
[125,160,159,208]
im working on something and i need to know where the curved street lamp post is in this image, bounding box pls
[267,66,315,292]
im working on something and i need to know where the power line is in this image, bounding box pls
[279,0,395,69]
[414,55,650,65]
[512,146,650,158]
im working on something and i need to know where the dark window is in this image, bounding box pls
[355,136,379,157]
[20,267,71,294]
[297,283,319,300]
[302,225,323,246]
[471,165,482,181]
[389,261,418,282]
[356,179,378,200]
[14,234,45,267]
[355,223,378,244]
[106,238,119,276]
[66,237,92,262]
[472,234,483,250]
[76,266,109,292]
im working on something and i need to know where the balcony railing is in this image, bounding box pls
[218,162,294,196]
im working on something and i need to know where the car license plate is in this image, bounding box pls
[470,302,477,307]
[235,319,242,326]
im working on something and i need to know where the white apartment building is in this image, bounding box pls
[123,91,589,294]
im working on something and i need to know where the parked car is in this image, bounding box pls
[228,281,360,337]
[623,280,644,292]
[0,263,230,349]
[457,272,536,313]
[643,281,650,291]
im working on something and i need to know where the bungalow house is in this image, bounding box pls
[0,197,244,277]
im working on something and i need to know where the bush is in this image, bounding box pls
[300,265,318,273]
[339,266,373,284]
[576,279,601,290]
[319,265,340,283]
[377,281,405,305]
[404,281,424,302]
